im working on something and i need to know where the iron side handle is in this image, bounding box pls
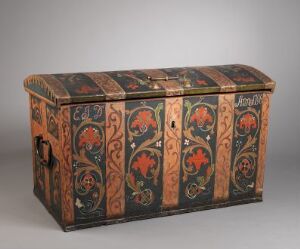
[34,135,53,169]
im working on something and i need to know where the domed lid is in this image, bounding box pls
[24,64,275,106]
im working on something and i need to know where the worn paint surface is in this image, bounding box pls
[24,65,275,106]
[26,64,274,231]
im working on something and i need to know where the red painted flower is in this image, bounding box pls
[131,110,157,132]
[232,76,256,83]
[128,83,139,90]
[132,153,156,178]
[187,148,209,171]
[238,113,257,133]
[75,85,99,94]
[196,79,208,86]
[238,158,254,176]
[190,106,213,127]
[81,173,96,191]
[78,126,101,150]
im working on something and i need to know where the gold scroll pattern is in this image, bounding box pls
[256,93,271,197]
[197,67,237,92]
[45,104,62,215]
[30,96,44,194]
[40,100,51,208]
[213,94,235,203]
[105,102,126,218]
[85,73,126,100]
[59,106,75,225]
[162,97,183,208]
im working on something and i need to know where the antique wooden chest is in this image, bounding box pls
[24,64,275,231]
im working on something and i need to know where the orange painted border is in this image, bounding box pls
[256,93,271,197]
[59,106,75,226]
[38,100,51,208]
[213,94,235,203]
[197,67,237,92]
[105,102,126,218]
[86,73,126,100]
[162,97,183,208]
[29,96,43,191]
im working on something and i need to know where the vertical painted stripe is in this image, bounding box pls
[29,96,35,187]
[46,104,62,219]
[198,67,237,92]
[39,100,51,208]
[59,106,74,226]
[179,95,218,207]
[29,95,43,193]
[105,102,126,218]
[229,93,262,200]
[162,97,183,209]
[213,94,235,203]
[256,93,271,197]
[125,99,165,215]
[71,104,106,222]
[85,73,126,100]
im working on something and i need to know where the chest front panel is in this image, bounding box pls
[25,64,274,231]
[62,91,268,225]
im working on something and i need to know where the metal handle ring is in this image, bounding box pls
[34,135,53,169]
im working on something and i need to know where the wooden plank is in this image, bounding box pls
[256,93,271,197]
[162,97,183,208]
[213,94,235,203]
[198,67,237,92]
[105,102,126,218]
[59,106,75,226]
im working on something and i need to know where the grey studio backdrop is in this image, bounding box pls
[0,0,299,249]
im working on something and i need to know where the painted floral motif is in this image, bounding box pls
[214,65,263,86]
[238,158,254,177]
[238,113,257,133]
[128,83,139,90]
[72,110,106,219]
[126,102,163,210]
[132,153,156,178]
[181,98,217,201]
[196,79,208,86]
[187,148,209,171]
[78,126,101,150]
[185,183,204,199]
[81,173,96,191]
[75,85,100,94]
[232,76,256,83]
[190,106,213,127]
[231,103,260,195]
[134,189,153,206]
[127,173,153,206]
[131,110,157,132]
[75,198,84,209]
